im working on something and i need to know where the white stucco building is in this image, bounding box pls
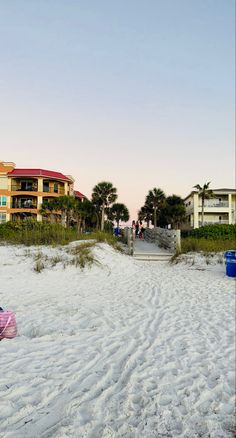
[184,188,236,229]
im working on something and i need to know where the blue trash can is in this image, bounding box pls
[224,250,236,277]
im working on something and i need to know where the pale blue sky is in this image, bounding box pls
[0,0,235,222]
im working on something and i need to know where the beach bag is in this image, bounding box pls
[0,308,17,340]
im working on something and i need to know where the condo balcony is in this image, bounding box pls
[11,196,38,209]
[199,220,229,226]
[198,201,229,208]
[11,179,38,192]
[42,184,65,195]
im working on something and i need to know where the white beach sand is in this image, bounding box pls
[0,243,235,438]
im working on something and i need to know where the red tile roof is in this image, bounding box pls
[8,168,72,182]
[74,190,86,199]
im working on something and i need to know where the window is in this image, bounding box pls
[0,196,7,206]
[54,183,58,193]
[43,181,49,192]
[0,213,6,223]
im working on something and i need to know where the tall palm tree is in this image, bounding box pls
[145,188,166,227]
[91,182,117,231]
[193,182,213,226]
[108,203,130,228]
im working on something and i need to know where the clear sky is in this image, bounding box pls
[0,0,235,223]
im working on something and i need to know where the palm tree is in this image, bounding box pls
[57,195,77,227]
[91,182,117,231]
[160,195,186,229]
[40,198,60,223]
[40,196,76,227]
[108,203,130,228]
[75,199,97,232]
[145,188,166,227]
[138,205,153,228]
[193,182,213,226]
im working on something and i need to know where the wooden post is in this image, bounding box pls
[127,227,133,255]
[175,230,181,253]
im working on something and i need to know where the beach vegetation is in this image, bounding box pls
[50,255,63,267]
[181,237,235,253]
[159,195,186,229]
[144,188,166,228]
[139,190,186,229]
[186,224,236,240]
[0,220,79,245]
[34,259,45,273]
[108,203,130,227]
[69,244,97,269]
[91,182,117,231]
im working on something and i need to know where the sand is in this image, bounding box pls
[0,243,235,437]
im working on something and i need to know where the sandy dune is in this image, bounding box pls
[0,243,235,437]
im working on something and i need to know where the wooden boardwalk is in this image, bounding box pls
[133,238,173,261]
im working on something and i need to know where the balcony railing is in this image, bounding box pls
[11,204,37,209]
[198,202,229,208]
[43,186,65,195]
[11,197,38,209]
[11,184,38,192]
[199,220,229,226]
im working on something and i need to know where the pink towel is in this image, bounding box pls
[0,310,17,339]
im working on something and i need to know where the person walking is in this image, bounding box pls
[132,220,136,240]
[138,221,146,240]
[135,221,139,238]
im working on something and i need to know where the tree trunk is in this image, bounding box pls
[77,217,82,233]
[61,212,66,227]
[50,213,55,223]
[154,207,157,228]
[201,196,204,226]
[95,212,100,230]
[101,207,105,231]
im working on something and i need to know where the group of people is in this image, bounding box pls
[132,220,145,240]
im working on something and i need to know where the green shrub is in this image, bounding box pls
[0,220,79,246]
[80,231,123,252]
[181,237,236,253]
[188,224,236,240]
[0,221,124,252]
[69,243,97,269]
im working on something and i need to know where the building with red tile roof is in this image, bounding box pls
[0,160,85,223]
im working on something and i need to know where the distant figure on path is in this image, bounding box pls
[132,220,136,239]
[135,221,139,238]
[140,222,145,240]
[139,221,145,240]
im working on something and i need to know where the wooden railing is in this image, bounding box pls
[11,184,38,192]
[144,227,181,253]
[43,187,65,195]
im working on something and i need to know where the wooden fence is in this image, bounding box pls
[144,227,181,253]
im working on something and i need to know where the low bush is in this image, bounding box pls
[0,221,124,254]
[81,231,123,252]
[0,220,79,245]
[181,237,235,253]
[187,224,236,240]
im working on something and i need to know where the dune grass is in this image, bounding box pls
[0,221,123,251]
[181,237,235,253]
